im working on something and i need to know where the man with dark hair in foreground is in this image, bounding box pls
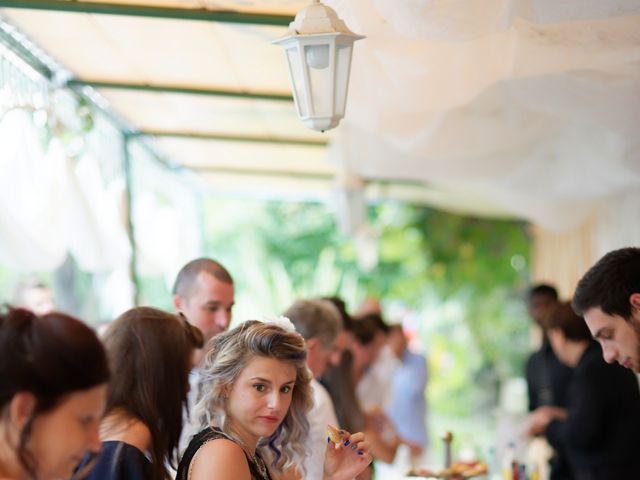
[572,247,640,372]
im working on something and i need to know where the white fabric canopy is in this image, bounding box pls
[0,109,131,271]
[329,0,640,231]
[1,0,639,285]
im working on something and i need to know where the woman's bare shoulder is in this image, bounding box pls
[100,414,151,454]
[190,438,252,480]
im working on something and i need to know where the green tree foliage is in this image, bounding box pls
[201,197,531,416]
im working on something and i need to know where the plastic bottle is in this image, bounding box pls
[502,442,516,480]
[487,446,501,480]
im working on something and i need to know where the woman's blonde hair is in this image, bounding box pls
[192,320,313,472]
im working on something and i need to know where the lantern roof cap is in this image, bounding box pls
[285,1,364,38]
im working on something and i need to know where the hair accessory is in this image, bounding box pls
[259,315,297,333]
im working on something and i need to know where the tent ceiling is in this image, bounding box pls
[99,89,321,140]
[2,0,640,230]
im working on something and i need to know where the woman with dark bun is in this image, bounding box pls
[0,307,109,479]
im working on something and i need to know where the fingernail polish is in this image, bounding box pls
[339,430,344,435]
[327,437,330,443]
[344,440,350,446]
[351,444,357,450]
[357,451,363,456]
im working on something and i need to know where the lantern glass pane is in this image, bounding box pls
[286,46,308,117]
[304,44,333,117]
[334,43,353,116]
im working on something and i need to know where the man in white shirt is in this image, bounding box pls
[284,298,347,480]
[172,257,235,450]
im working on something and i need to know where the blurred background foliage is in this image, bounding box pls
[194,196,531,421]
[1,192,531,450]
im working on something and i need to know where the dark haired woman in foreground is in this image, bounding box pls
[0,307,109,479]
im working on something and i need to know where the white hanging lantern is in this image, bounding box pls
[273,1,364,132]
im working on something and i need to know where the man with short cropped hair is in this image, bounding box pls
[172,257,235,345]
[173,257,235,451]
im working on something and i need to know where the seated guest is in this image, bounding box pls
[177,319,372,480]
[322,312,399,480]
[283,298,346,480]
[526,302,640,479]
[386,324,428,463]
[352,313,398,413]
[0,307,109,480]
[81,307,203,480]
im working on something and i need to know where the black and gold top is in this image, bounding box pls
[177,427,272,480]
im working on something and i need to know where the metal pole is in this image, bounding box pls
[122,132,140,306]
[0,1,292,26]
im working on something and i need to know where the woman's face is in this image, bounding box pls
[28,383,107,479]
[227,356,296,447]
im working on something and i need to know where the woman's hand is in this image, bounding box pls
[323,430,372,480]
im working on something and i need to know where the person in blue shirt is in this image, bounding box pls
[386,324,428,462]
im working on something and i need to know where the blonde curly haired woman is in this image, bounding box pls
[177,320,372,480]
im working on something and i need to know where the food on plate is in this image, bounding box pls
[406,461,488,478]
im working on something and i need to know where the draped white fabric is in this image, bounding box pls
[0,109,67,270]
[327,0,640,232]
[532,187,640,298]
[129,150,204,278]
[0,109,131,272]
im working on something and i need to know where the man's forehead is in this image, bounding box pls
[195,271,232,289]
[186,272,233,299]
[584,307,623,330]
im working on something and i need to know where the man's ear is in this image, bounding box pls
[9,392,37,429]
[173,294,183,312]
[630,293,640,320]
[305,337,321,352]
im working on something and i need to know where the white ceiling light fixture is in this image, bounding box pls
[273,1,364,132]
